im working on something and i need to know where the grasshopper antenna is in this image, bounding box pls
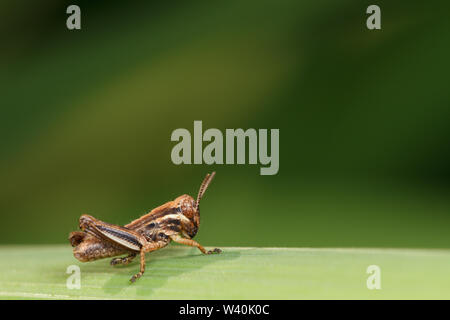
[195,172,216,210]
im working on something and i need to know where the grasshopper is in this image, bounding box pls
[69,172,221,282]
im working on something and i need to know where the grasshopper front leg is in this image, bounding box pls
[170,234,222,254]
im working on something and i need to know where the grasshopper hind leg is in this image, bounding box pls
[110,253,137,266]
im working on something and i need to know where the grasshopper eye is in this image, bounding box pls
[177,196,196,219]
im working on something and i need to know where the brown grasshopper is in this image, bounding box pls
[69,172,221,282]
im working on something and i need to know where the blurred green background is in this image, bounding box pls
[1,0,449,248]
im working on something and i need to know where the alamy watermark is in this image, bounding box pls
[366,5,381,30]
[66,265,81,289]
[66,5,81,30]
[366,265,381,290]
[170,121,279,175]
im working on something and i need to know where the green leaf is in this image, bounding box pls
[1,245,449,299]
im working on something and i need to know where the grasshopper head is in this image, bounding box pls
[175,172,216,238]
[176,195,196,219]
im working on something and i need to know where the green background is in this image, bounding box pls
[1,0,450,250]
